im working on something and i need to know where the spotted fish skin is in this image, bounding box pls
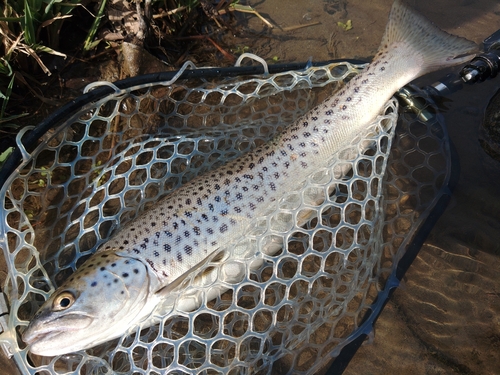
[23,0,477,356]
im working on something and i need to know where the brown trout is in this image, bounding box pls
[23,0,477,356]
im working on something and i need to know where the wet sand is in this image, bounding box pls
[244,0,500,373]
[2,0,500,374]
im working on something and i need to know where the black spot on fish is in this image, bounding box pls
[164,244,171,252]
[114,279,119,283]
[91,281,97,287]
[123,273,129,278]
[207,228,214,235]
[220,224,228,233]
[184,230,190,238]
[134,269,139,274]
[184,245,192,255]
[100,267,106,271]
[177,252,183,262]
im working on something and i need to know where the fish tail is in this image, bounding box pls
[381,0,478,74]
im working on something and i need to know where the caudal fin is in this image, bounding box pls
[381,0,478,74]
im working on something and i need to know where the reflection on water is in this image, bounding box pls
[238,0,500,372]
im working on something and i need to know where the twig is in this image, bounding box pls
[281,21,321,32]
[175,34,236,63]
[218,4,274,28]
[152,6,187,19]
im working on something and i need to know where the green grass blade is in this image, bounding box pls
[23,0,37,45]
[83,0,107,53]
[0,74,15,119]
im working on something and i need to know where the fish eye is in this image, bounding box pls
[52,291,76,311]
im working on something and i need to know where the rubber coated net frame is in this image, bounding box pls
[0,59,451,374]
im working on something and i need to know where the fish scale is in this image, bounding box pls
[23,0,479,356]
[104,56,407,283]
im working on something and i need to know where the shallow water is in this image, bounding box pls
[2,0,500,374]
[244,0,500,373]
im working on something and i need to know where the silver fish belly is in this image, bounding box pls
[23,0,478,356]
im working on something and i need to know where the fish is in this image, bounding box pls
[22,0,477,357]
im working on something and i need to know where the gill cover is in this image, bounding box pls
[23,250,155,356]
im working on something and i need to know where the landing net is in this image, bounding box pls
[0,58,451,374]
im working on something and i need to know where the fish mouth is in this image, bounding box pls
[22,329,64,346]
[23,314,93,347]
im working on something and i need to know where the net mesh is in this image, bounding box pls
[0,61,450,374]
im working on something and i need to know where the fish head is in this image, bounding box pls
[23,250,157,356]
